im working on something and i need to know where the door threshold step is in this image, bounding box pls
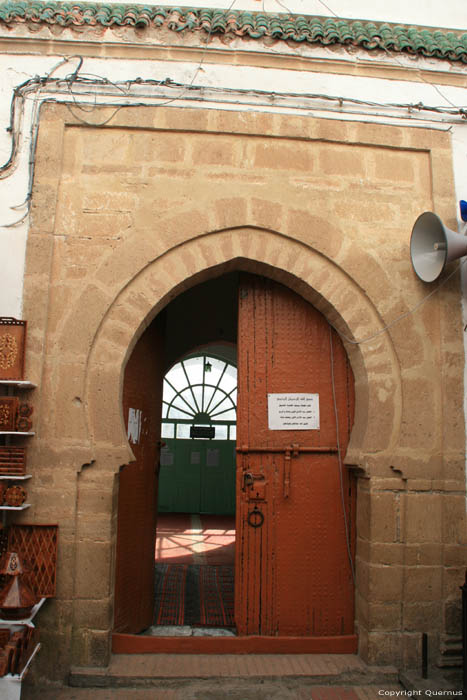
[69,653,399,689]
[112,632,358,654]
[142,625,237,637]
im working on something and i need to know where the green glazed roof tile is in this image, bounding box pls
[0,1,466,64]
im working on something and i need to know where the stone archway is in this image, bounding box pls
[84,227,401,464]
[64,226,402,665]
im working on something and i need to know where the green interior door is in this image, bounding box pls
[158,438,235,514]
[157,353,237,515]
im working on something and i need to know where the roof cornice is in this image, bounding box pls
[1,2,466,64]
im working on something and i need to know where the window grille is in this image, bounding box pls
[161,355,237,441]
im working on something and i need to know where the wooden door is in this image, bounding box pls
[114,315,165,633]
[235,275,355,640]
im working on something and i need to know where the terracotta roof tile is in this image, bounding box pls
[0,2,466,64]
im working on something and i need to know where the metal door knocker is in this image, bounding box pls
[247,505,264,528]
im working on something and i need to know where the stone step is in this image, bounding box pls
[68,653,399,689]
[23,681,405,700]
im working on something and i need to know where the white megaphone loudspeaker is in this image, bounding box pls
[410,211,467,283]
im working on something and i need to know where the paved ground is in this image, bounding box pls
[18,651,461,699]
[69,653,398,684]
[19,653,404,699]
[22,681,403,699]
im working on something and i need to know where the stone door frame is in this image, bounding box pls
[22,104,462,671]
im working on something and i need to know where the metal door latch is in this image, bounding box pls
[242,471,254,491]
[242,471,264,490]
[242,471,266,501]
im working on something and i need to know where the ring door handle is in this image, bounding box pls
[247,506,264,528]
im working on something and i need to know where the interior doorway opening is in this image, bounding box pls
[159,350,237,514]
[153,349,238,635]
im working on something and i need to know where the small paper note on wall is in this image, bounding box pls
[268,393,320,430]
[128,407,142,444]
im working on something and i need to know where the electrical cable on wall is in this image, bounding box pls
[1,70,465,179]
[313,0,461,111]
[0,0,240,220]
[329,327,356,585]
[0,13,464,350]
[0,69,464,229]
[0,0,244,210]
[260,0,465,114]
[0,1,465,183]
[0,1,465,235]
[330,257,467,347]
[64,0,241,127]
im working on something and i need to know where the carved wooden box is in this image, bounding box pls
[0,400,33,433]
[0,447,26,475]
[0,318,27,381]
[0,397,19,432]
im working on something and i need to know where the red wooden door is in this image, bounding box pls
[235,275,355,641]
[114,316,165,633]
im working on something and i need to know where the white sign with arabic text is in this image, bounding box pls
[268,393,319,430]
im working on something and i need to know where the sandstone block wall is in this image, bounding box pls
[19,103,466,678]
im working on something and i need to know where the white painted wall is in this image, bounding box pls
[0,3,466,317]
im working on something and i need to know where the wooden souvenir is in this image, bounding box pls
[0,577,37,619]
[0,552,28,577]
[0,529,7,558]
[0,318,27,381]
[4,486,26,507]
[18,403,33,418]
[0,397,19,432]
[15,416,32,433]
[16,627,37,675]
[0,483,6,505]
[3,638,18,674]
[0,551,38,620]
[8,525,58,597]
[0,447,26,476]
[0,630,9,675]
[0,626,37,676]
[0,529,7,594]
[0,648,8,677]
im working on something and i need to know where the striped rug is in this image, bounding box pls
[153,563,234,627]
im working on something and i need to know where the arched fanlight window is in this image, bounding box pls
[161,355,237,441]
